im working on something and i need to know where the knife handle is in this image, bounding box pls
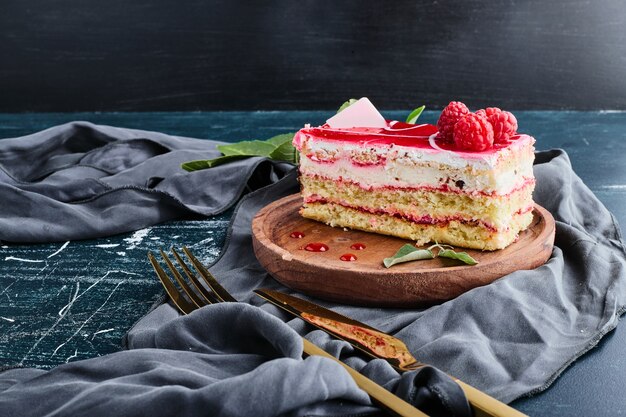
[454,379,528,417]
[302,338,428,417]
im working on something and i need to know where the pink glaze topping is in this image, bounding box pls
[293,121,530,157]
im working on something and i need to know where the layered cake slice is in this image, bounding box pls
[292,98,536,251]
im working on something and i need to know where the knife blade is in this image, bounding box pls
[253,288,528,417]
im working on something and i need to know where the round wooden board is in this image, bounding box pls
[251,194,556,307]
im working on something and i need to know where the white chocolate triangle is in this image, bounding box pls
[326,97,387,128]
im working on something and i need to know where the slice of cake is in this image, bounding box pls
[292,98,536,251]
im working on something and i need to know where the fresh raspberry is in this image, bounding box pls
[476,107,518,143]
[437,101,470,142]
[453,113,494,151]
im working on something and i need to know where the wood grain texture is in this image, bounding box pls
[1,1,626,111]
[252,194,555,307]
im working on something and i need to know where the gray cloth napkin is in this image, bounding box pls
[1,304,466,417]
[0,121,292,242]
[0,303,373,417]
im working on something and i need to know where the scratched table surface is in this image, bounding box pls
[1,111,625,417]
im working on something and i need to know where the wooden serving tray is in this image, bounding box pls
[251,194,556,307]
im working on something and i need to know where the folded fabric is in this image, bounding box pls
[0,303,470,417]
[0,121,294,243]
[0,304,368,417]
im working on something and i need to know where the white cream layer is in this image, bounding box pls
[297,135,535,195]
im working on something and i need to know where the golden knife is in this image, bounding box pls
[254,288,528,417]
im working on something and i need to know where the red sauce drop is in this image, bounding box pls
[350,243,366,250]
[340,253,357,262]
[304,242,329,252]
[290,231,305,239]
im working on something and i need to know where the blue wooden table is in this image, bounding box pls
[1,111,625,416]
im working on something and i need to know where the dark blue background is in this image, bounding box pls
[1,0,626,111]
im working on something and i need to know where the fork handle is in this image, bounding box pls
[454,379,528,417]
[302,338,427,417]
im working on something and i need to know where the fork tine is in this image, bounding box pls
[158,249,209,309]
[182,246,237,302]
[171,247,220,305]
[148,251,196,315]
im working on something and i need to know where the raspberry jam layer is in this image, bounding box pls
[304,197,505,232]
[301,172,536,198]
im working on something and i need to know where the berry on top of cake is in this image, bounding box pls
[292,98,536,251]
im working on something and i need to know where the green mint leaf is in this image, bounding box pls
[406,105,426,124]
[383,244,435,268]
[217,140,276,157]
[269,141,297,162]
[181,160,211,172]
[437,249,479,265]
[181,132,297,171]
[181,155,249,171]
[266,132,296,146]
[337,98,358,113]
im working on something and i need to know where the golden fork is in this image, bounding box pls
[148,246,428,417]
